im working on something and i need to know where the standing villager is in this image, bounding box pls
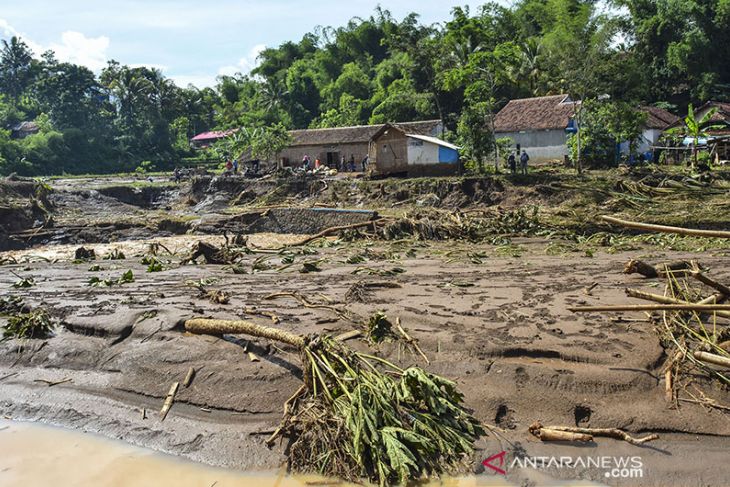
[361,154,369,172]
[349,154,356,172]
[315,157,322,169]
[507,152,516,174]
[233,159,239,174]
[520,150,529,175]
[340,154,346,171]
[302,155,311,171]
[224,159,233,175]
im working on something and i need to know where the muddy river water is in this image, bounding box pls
[0,420,524,487]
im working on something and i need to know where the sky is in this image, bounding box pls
[0,0,486,88]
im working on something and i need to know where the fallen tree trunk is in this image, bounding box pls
[694,351,730,369]
[569,304,730,313]
[602,216,730,239]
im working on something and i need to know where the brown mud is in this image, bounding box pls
[1,172,729,486]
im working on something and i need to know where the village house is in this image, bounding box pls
[190,129,237,149]
[10,121,40,139]
[494,94,679,163]
[276,120,443,169]
[493,94,579,163]
[368,124,459,177]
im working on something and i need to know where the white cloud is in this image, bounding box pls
[49,31,110,71]
[1,18,110,72]
[169,73,218,88]
[218,43,266,77]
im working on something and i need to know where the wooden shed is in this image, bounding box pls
[369,125,460,177]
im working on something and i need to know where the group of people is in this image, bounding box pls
[507,149,530,175]
[301,154,369,173]
[222,158,259,176]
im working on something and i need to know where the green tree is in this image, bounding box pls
[668,104,726,168]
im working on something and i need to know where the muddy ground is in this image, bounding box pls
[1,172,729,486]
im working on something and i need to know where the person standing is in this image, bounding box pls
[302,154,311,171]
[339,154,346,172]
[349,154,356,172]
[520,150,529,175]
[361,154,369,172]
[507,152,516,174]
[233,159,239,174]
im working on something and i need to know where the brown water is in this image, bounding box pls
[0,420,504,487]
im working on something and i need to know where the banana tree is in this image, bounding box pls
[668,104,726,169]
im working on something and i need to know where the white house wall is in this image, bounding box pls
[407,139,440,165]
[496,129,569,162]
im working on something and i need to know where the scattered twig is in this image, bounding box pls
[33,377,72,387]
[160,382,179,421]
[183,367,196,387]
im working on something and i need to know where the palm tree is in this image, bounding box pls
[669,104,725,169]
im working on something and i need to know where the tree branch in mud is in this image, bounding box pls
[529,421,659,445]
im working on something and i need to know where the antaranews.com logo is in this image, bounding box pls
[483,451,644,479]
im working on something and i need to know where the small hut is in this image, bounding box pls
[369,124,459,177]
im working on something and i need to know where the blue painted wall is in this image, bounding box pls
[438,146,459,163]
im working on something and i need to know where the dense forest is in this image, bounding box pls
[1,0,728,176]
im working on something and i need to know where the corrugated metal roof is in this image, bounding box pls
[407,133,458,150]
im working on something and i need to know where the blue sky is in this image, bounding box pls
[0,0,485,88]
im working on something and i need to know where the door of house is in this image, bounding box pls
[326,152,340,167]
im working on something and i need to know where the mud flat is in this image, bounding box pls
[1,173,729,485]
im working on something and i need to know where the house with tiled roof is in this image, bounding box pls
[493,94,579,162]
[494,94,679,162]
[277,120,443,169]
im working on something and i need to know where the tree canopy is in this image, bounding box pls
[1,0,728,176]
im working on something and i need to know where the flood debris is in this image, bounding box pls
[74,246,96,261]
[573,257,730,409]
[184,318,483,486]
[87,269,135,287]
[2,308,53,340]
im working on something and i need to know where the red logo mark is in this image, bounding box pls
[482,451,507,475]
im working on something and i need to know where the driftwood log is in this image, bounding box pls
[529,421,658,445]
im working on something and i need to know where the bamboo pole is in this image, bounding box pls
[160,382,179,421]
[601,216,730,239]
[694,351,730,369]
[624,288,730,318]
[541,425,659,445]
[690,271,730,297]
[185,318,305,349]
[569,304,730,313]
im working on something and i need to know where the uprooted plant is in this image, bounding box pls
[184,318,483,486]
[2,308,53,340]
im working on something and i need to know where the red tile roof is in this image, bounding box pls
[191,129,237,141]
